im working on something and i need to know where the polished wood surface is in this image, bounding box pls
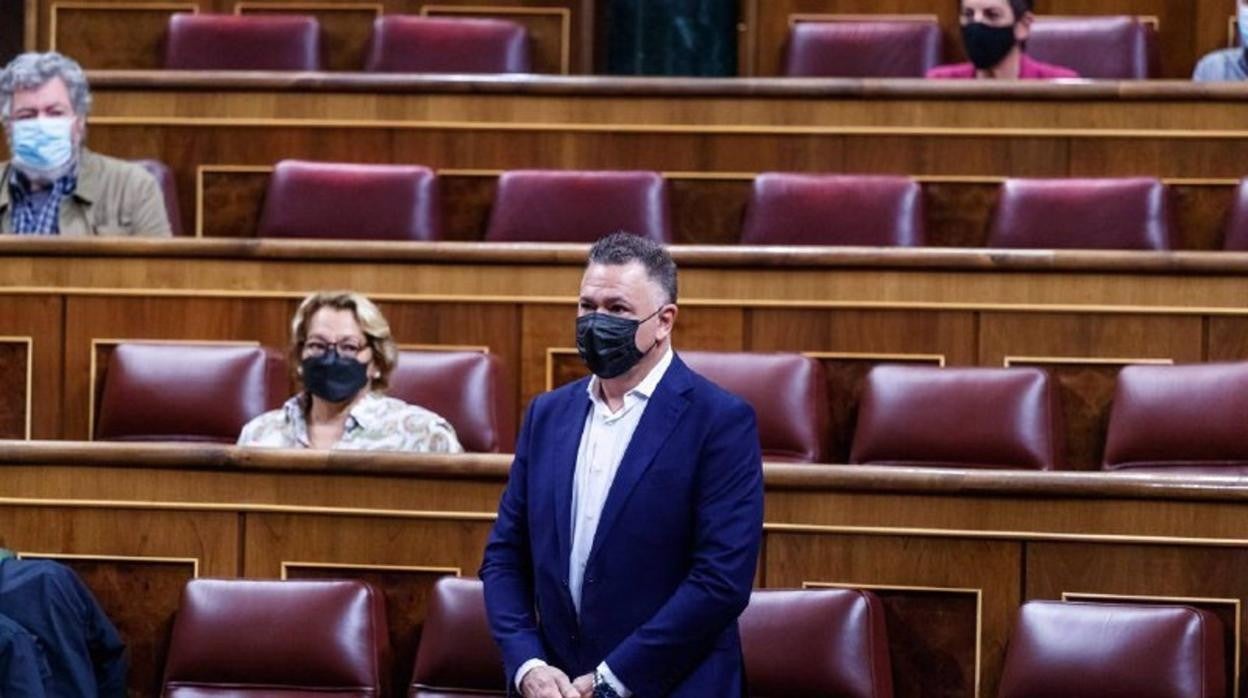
[3,442,1248,696]
[1,238,1246,466]
[31,0,593,73]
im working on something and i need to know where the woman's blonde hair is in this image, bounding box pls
[289,291,399,391]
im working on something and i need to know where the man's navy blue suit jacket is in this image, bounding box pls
[480,354,765,697]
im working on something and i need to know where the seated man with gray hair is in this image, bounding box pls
[0,52,170,235]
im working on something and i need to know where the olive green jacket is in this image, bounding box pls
[0,149,172,236]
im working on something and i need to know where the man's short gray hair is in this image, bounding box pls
[588,232,678,305]
[0,52,92,121]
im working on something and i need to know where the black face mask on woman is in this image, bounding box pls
[576,308,661,380]
[301,349,369,403]
[961,21,1019,70]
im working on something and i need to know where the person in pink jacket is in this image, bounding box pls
[927,0,1079,80]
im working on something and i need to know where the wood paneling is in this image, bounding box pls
[49,2,197,70]
[0,296,61,440]
[0,0,26,64]
[0,342,31,441]
[238,3,380,72]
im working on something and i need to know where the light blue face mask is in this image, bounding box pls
[9,116,75,176]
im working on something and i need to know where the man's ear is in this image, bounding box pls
[656,304,678,342]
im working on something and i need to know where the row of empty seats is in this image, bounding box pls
[164,576,1227,697]
[164,14,531,73]
[786,16,1160,79]
[96,342,1248,471]
[190,162,1248,250]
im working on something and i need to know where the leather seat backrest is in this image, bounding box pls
[164,13,323,71]
[485,170,672,243]
[783,20,942,77]
[987,177,1171,250]
[851,365,1065,470]
[387,350,515,453]
[741,173,925,246]
[162,578,391,697]
[258,160,442,241]
[740,588,893,698]
[998,601,1225,698]
[366,16,530,73]
[681,351,829,463]
[95,343,287,443]
[133,159,184,236]
[1028,16,1158,79]
[408,578,506,697]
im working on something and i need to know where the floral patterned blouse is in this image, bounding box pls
[237,392,463,453]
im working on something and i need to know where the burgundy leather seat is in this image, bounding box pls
[1028,16,1159,79]
[484,170,672,243]
[162,579,392,697]
[681,351,829,463]
[783,20,942,78]
[1221,178,1248,251]
[739,589,893,698]
[1102,363,1248,474]
[988,178,1171,250]
[387,350,515,453]
[258,160,442,241]
[851,365,1064,470]
[998,601,1225,698]
[741,173,925,246]
[164,14,322,71]
[366,16,530,73]
[95,343,286,443]
[133,159,184,236]
[408,577,505,697]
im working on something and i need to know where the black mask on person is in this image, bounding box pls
[301,349,369,403]
[961,22,1019,70]
[576,309,661,379]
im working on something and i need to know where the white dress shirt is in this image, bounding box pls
[515,347,674,697]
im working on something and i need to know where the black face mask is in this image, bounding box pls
[961,22,1019,71]
[576,309,661,380]
[301,349,369,403]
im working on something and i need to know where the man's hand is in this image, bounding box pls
[520,665,581,698]
[572,672,594,697]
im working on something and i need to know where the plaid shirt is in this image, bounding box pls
[9,170,77,235]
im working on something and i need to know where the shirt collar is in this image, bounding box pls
[9,167,77,201]
[586,345,674,408]
[282,391,383,446]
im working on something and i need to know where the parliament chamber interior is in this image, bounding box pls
[1,0,1248,695]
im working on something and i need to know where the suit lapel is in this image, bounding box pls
[554,383,591,579]
[586,357,693,565]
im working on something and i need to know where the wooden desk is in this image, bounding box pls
[0,238,1245,471]
[2,441,1247,696]
[81,74,1248,248]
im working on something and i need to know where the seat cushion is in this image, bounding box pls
[850,365,1064,470]
[681,351,828,463]
[387,351,514,453]
[784,20,942,77]
[1028,16,1157,79]
[162,579,390,696]
[409,578,506,697]
[998,601,1225,698]
[1103,362,1248,471]
[740,589,892,698]
[741,173,924,246]
[95,343,286,443]
[258,160,442,241]
[366,16,530,73]
[133,158,184,236]
[485,170,672,243]
[988,178,1171,250]
[164,14,322,71]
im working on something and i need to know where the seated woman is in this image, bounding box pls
[927,0,1079,79]
[239,291,463,452]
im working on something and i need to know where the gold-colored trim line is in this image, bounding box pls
[234,1,383,16]
[0,337,34,440]
[1004,356,1175,368]
[764,522,1248,548]
[0,495,501,520]
[87,338,261,440]
[280,561,461,580]
[420,4,572,74]
[1037,14,1159,30]
[49,1,198,53]
[545,346,577,392]
[24,0,38,52]
[17,551,201,578]
[1061,591,1241,698]
[399,343,490,353]
[804,351,947,367]
[805,581,983,697]
[788,13,939,26]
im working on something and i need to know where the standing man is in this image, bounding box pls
[0,52,171,235]
[481,232,764,698]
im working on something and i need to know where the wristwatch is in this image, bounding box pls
[593,671,622,698]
